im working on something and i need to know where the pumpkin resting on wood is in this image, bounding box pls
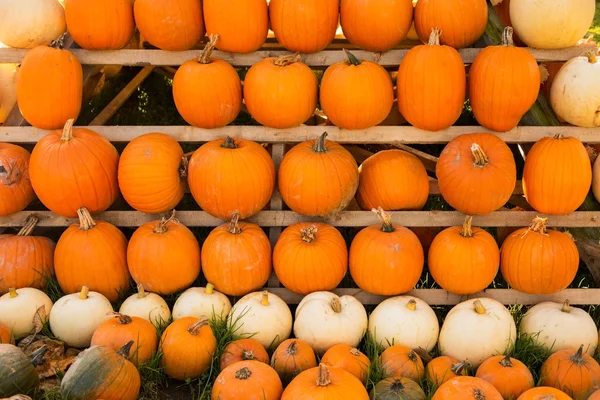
[0,144,34,217]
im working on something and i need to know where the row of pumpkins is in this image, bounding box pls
[2,289,600,399]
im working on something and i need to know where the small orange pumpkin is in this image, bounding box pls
[381,344,425,382]
[0,322,13,344]
[540,346,600,399]
[476,355,534,400]
[321,344,370,385]
[220,339,270,371]
[517,387,573,400]
[271,339,318,384]
[426,356,468,387]
[588,389,600,400]
[281,364,370,400]
[212,360,283,400]
[0,144,34,216]
[432,376,503,400]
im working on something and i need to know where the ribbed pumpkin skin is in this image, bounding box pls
[426,356,468,387]
[0,144,34,216]
[432,376,503,400]
[381,345,425,382]
[356,150,429,211]
[517,387,574,400]
[414,0,488,48]
[0,344,39,396]
[476,356,534,400]
[273,222,348,295]
[204,0,268,53]
[17,46,82,130]
[220,339,270,371]
[340,0,413,52]
[60,345,140,400]
[244,58,317,129]
[271,339,317,384]
[281,365,370,400]
[269,0,339,53]
[371,377,427,400]
[540,348,600,399]
[522,136,592,215]
[128,219,200,295]
[321,344,370,384]
[212,360,283,400]
[64,0,134,50]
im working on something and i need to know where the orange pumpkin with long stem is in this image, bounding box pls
[212,360,282,400]
[517,387,573,400]
[476,355,534,400]
[271,339,317,384]
[220,339,270,371]
[0,144,34,216]
[426,356,468,387]
[432,376,503,400]
[281,364,370,400]
[540,346,600,399]
[321,344,370,385]
[381,345,425,382]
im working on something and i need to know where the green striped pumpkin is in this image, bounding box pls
[0,344,44,396]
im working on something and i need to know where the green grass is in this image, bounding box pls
[588,1,600,42]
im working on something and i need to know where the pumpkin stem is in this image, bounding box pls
[109,312,133,325]
[451,362,468,375]
[221,136,237,149]
[260,291,270,306]
[571,345,585,365]
[79,286,90,300]
[287,340,299,355]
[153,210,176,234]
[499,355,513,368]
[179,156,189,179]
[316,364,332,386]
[561,300,571,313]
[60,119,75,141]
[586,50,598,64]
[408,350,418,362]
[490,0,503,5]
[412,347,433,363]
[428,28,441,46]
[17,215,39,237]
[205,283,215,295]
[235,367,253,380]
[77,208,97,231]
[228,213,242,234]
[460,216,474,238]
[242,350,256,360]
[312,132,328,153]
[502,27,515,47]
[137,283,147,299]
[529,217,548,235]
[199,34,219,64]
[473,300,486,315]
[350,348,362,357]
[300,225,318,244]
[8,288,17,298]
[117,340,134,358]
[343,48,362,66]
[188,318,210,335]
[329,297,344,313]
[471,143,489,167]
[406,299,417,311]
[389,379,405,393]
[474,389,487,400]
[273,53,301,67]
[28,345,48,367]
[50,32,68,49]
[372,207,395,233]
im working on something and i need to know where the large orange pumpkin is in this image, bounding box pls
[397,28,466,131]
[54,208,130,303]
[281,364,370,400]
[269,0,339,53]
[271,339,317,384]
[127,214,200,295]
[540,346,600,399]
[0,215,55,294]
[278,133,359,217]
[0,144,34,216]
[17,45,82,130]
[426,356,468,387]
[220,339,270,371]
[501,217,579,294]
[173,35,242,129]
[436,133,517,215]
[321,50,394,130]
[517,387,574,400]
[134,0,204,51]
[212,360,283,400]
[30,119,119,218]
[350,208,424,296]
[64,0,134,49]
[432,376,503,400]
[201,215,272,296]
[273,222,347,295]
[476,355,535,400]
[522,136,592,215]
[381,344,425,382]
[244,55,318,129]
[188,137,275,220]
[321,344,370,385]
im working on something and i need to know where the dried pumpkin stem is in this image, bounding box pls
[461,216,474,238]
[205,283,215,294]
[77,208,97,231]
[273,53,301,67]
[228,213,242,234]
[221,136,237,149]
[561,300,571,313]
[29,345,49,367]
[17,215,39,237]
[316,364,332,386]
[137,283,147,299]
[153,210,176,234]
[529,217,548,235]
[179,156,189,178]
[553,134,565,140]
[373,207,395,233]
[471,144,488,167]
[50,32,68,49]
[406,299,417,311]
[79,286,90,300]
[8,288,17,298]
[489,0,503,5]
[343,48,361,66]
[60,119,76,141]
[199,34,219,64]
[473,300,486,314]
[571,345,585,365]
[242,350,256,360]
[499,355,513,368]
[188,318,210,335]
[330,298,342,313]
[260,291,270,306]
[117,340,134,358]
[390,379,405,393]
[502,27,515,47]
[408,350,417,362]
[451,362,467,374]
[474,389,487,400]
[312,132,328,153]
[301,225,318,244]
[284,341,297,356]
[350,348,361,357]
[587,50,598,64]
[428,28,441,46]
[107,312,133,325]
[235,367,253,380]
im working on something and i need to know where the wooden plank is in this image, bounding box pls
[268,144,285,287]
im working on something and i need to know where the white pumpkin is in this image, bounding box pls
[551,52,600,128]
[294,291,368,354]
[0,0,66,49]
[520,300,598,355]
[510,0,595,49]
[368,296,439,351]
[0,64,18,124]
[228,291,292,350]
[0,287,53,339]
[172,284,232,321]
[49,286,113,348]
[439,298,516,367]
[119,284,171,328]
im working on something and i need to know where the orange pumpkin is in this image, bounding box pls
[160,317,217,380]
[356,150,429,211]
[476,355,534,400]
[118,133,186,215]
[91,313,158,366]
[30,119,119,218]
[204,0,268,53]
[350,208,424,296]
[278,133,359,217]
[381,345,425,382]
[523,136,592,215]
[269,0,339,53]
[173,35,242,129]
[201,214,272,296]
[281,364,370,400]
[212,360,283,400]
[517,387,573,400]
[414,0,488,48]
[127,214,200,295]
[273,222,348,295]
[17,45,82,130]
[589,389,600,400]
[271,339,317,384]
[426,356,468,387]
[428,216,500,295]
[321,50,394,130]
[54,208,130,303]
[397,28,466,131]
[432,376,503,400]
[0,144,34,216]
[244,55,317,129]
[0,215,55,294]
[188,137,275,220]
[501,217,578,294]
[321,344,370,385]
[65,0,134,49]
[540,346,600,399]
[436,133,517,215]
[134,0,204,51]
[0,322,13,344]
[220,339,270,371]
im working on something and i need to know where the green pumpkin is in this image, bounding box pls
[0,344,46,397]
[370,377,426,400]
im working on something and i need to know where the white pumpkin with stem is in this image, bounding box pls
[0,0,66,48]
[520,300,598,355]
[228,291,292,350]
[0,288,53,339]
[0,64,18,124]
[439,298,516,367]
[49,286,113,348]
[368,296,439,351]
[119,283,171,328]
[294,291,368,355]
[172,283,232,321]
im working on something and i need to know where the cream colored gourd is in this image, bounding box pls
[439,298,516,367]
[551,52,600,128]
[509,0,595,49]
[49,286,113,348]
[227,291,292,350]
[294,291,368,355]
[0,64,18,123]
[520,300,598,355]
[0,0,66,48]
[119,284,171,328]
[172,284,232,321]
[0,288,52,339]
[368,296,439,351]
